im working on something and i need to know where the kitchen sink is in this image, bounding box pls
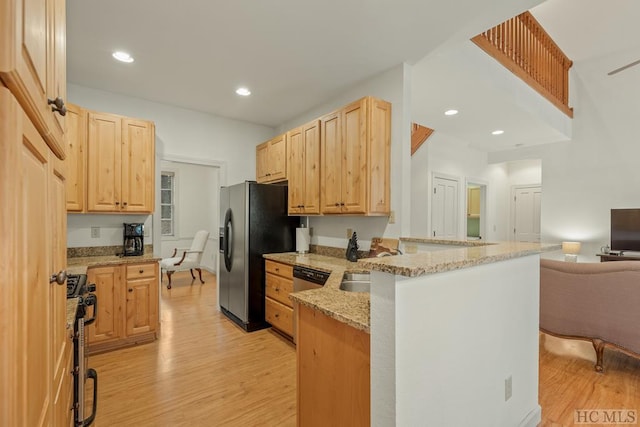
[340,272,370,293]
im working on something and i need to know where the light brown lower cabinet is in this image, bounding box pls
[297,304,370,427]
[86,261,159,354]
[265,260,294,339]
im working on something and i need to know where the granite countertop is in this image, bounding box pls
[67,254,161,275]
[66,298,79,330]
[265,240,560,334]
[360,240,561,277]
[263,253,371,333]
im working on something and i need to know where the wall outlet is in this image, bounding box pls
[90,227,100,238]
[504,375,512,401]
[346,228,353,239]
[388,210,396,224]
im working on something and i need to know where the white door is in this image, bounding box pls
[432,176,458,238]
[513,186,541,242]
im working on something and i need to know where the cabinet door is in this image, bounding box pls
[87,266,123,344]
[256,141,269,183]
[122,119,155,213]
[1,88,54,427]
[341,99,367,214]
[87,112,122,212]
[302,120,321,215]
[287,126,304,214]
[0,0,66,158]
[65,103,86,211]
[49,153,70,426]
[125,268,158,336]
[268,134,287,182]
[44,0,66,152]
[367,97,391,214]
[321,111,343,213]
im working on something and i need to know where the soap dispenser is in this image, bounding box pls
[346,231,359,262]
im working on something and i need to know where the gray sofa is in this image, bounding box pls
[540,258,640,372]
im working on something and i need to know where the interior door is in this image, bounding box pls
[432,176,459,239]
[513,186,542,242]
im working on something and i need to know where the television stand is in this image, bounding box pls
[597,253,640,262]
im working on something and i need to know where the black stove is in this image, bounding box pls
[66,273,98,426]
[67,273,88,298]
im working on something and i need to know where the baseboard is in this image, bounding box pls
[519,405,541,427]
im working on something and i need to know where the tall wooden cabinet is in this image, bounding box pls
[287,120,321,215]
[1,0,70,424]
[321,96,391,215]
[86,112,155,213]
[86,262,159,354]
[256,133,287,183]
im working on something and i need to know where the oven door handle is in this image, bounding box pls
[83,368,98,426]
[83,294,97,326]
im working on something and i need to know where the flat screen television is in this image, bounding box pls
[611,208,640,252]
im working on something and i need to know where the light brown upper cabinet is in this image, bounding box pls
[256,133,287,183]
[320,97,391,215]
[87,111,155,213]
[0,0,67,159]
[66,103,87,211]
[287,120,321,215]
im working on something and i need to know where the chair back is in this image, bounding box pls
[187,230,210,263]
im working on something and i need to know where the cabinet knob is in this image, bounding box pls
[275,287,280,292]
[128,288,133,293]
[274,313,279,318]
[139,269,144,274]
[335,202,340,207]
[47,97,67,116]
[115,201,120,206]
[123,202,128,206]
[50,270,67,285]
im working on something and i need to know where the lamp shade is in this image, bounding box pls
[562,241,581,255]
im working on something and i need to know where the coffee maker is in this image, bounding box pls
[123,223,144,256]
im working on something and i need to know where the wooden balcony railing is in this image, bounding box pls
[471,11,573,117]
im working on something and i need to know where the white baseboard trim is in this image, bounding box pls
[519,405,542,427]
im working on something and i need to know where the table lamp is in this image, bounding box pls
[562,241,581,262]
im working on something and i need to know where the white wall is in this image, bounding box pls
[67,84,274,249]
[67,214,152,248]
[160,160,219,272]
[372,255,541,427]
[277,64,411,251]
[489,63,640,262]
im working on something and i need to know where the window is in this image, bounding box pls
[161,172,175,236]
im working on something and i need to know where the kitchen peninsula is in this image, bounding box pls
[280,239,559,427]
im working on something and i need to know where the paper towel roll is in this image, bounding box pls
[296,227,310,254]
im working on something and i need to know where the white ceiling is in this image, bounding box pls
[66,0,640,151]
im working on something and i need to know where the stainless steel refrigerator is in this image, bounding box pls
[218,181,299,331]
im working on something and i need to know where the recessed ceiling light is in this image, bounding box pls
[112,51,134,63]
[235,87,251,96]
[492,130,505,135]
[444,109,458,116]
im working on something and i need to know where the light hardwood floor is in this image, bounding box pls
[87,270,640,426]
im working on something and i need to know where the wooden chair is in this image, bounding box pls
[160,230,209,289]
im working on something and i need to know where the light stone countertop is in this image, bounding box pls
[66,298,79,330]
[265,240,561,334]
[67,254,161,275]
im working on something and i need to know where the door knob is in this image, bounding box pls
[50,270,67,285]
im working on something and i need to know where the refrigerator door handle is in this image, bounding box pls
[224,208,233,272]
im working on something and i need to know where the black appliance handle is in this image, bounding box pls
[224,208,233,272]
[83,294,97,326]
[83,368,98,426]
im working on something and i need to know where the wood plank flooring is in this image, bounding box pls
[86,271,296,426]
[87,270,640,426]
